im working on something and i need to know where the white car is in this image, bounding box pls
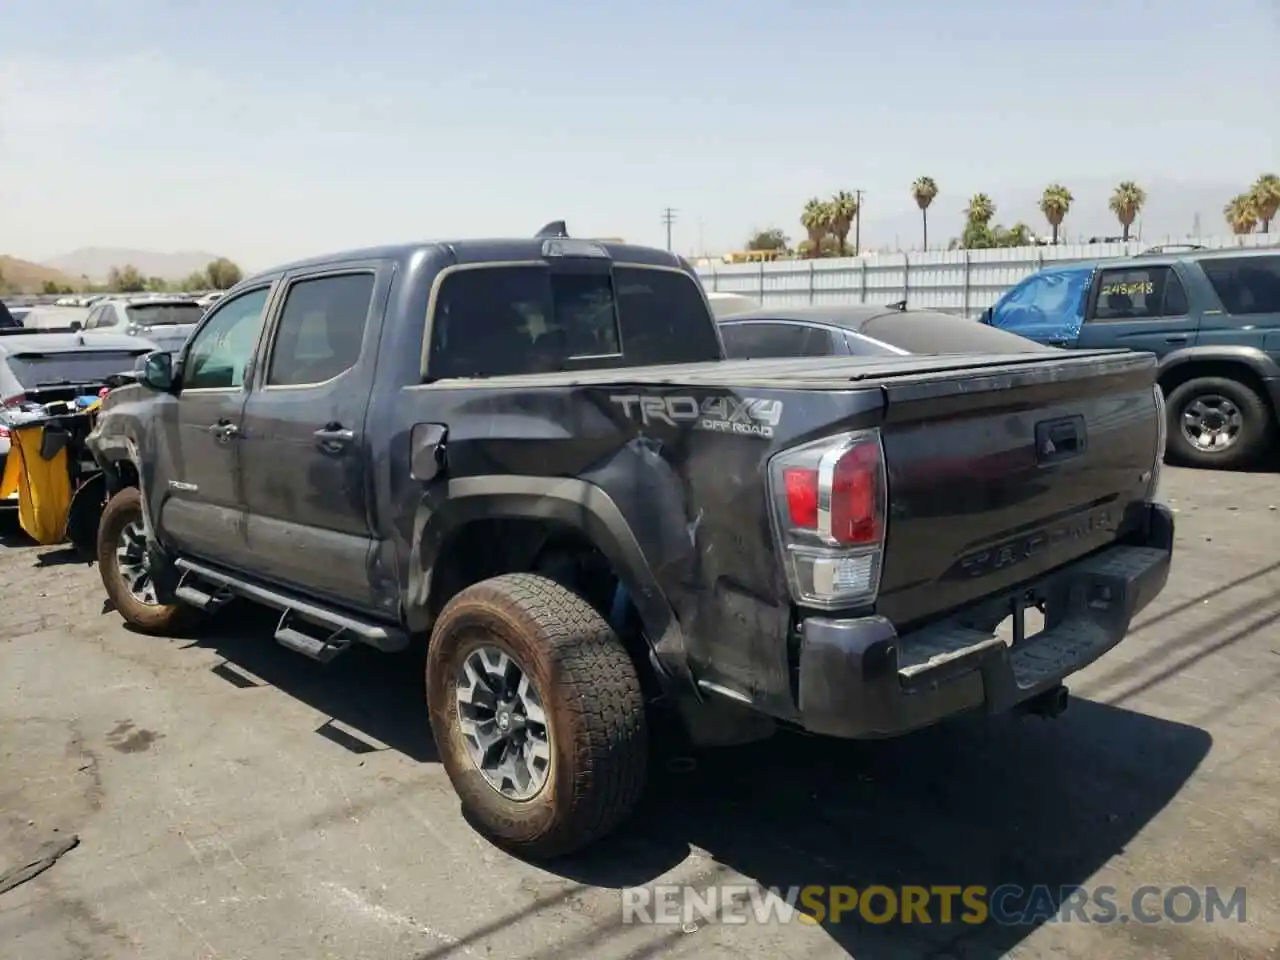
[77,296,205,354]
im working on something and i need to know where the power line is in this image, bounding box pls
[660,207,678,252]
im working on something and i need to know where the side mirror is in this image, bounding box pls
[139,351,175,391]
[69,320,83,332]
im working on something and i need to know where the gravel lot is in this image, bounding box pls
[1,466,1277,960]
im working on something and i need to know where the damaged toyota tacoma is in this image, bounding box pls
[86,226,1174,858]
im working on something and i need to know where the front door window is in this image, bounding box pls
[182,287,271,390]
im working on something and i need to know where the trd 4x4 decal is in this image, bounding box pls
[609,394,783,438]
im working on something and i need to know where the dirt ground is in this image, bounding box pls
[0,466,1277,960]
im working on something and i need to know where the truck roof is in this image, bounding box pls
[1035,244,1278,277]
[248,238,687,284]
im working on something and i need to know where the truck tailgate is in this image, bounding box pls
[873,350,1160,629]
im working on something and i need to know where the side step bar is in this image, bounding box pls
[173,557,410,660]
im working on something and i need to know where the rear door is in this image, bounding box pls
[718,320,850,359]
[1074,263,1197,356]
[156,284,275,567]
[237,265,387,611]
[1194,254,1280,354]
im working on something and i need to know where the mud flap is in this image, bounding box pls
[66,472,107,555]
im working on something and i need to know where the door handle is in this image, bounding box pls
[209,419,239,443]
[314,423,354,452]
[1035,415,1086,464]
[1164,335,1188,344]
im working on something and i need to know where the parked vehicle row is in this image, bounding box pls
[701,247,1280,471]
[77,225,1172,859]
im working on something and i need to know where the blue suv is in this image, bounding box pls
[983,248,1280,470]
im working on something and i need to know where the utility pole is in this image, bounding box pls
[853,189,865,257]
[661,207,678,252]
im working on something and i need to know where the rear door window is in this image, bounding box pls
[1089,266,1186,321]
[266,273,376,386]
[1200,256,1280,316]
[427,264,720,378]
[719,321,844,358]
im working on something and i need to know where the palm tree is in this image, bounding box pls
[1224,193,1260,236]
[1038,184,1073,245]
[828,191,859,256]
[964,193,995,226]
[1109,181,1146,241]
[911,177,938,250]
[1250,173,1280,234]
[800,198,832,259]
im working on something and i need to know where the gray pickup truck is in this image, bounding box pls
[86,229,1174,857]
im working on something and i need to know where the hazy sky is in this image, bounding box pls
[2,0,1277,268]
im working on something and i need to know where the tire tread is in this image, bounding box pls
[428,572,648,858]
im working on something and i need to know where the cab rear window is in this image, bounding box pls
[427,264,721,378]
[126,303,206,326]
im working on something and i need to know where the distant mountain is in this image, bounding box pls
[41,248,229,283]
[0,255,81,293]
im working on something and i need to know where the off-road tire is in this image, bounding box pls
[426,573,648,859]
[96,487,198,635]
[1164,377,1273,470]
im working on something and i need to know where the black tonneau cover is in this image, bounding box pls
[415,348,1149,392]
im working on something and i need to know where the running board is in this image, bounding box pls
[274,610,354,664]
[175,569,235,612]
[173,557,409,655]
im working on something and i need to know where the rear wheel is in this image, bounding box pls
[1164,377,1273,470]
[426,573,648,859]
[96,487,198,634]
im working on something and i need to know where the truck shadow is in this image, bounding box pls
[555,703,1212,959]
[183,601,440,763]
[186,605,1209,959]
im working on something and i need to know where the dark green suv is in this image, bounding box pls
[985,247,1280,470]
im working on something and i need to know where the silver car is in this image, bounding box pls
[78,296,206,354]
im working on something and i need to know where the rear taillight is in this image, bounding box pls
[767,430,887,609]
[0,425,9,440]
[1149,384,1166,500]
[2,393,24,408]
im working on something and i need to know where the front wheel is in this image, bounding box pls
[96,487,198,635]
[426,573,648,859]
[1164,377,1273,470]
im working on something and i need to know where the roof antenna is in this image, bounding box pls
[535,220,569,239]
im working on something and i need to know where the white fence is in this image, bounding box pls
[694,233,1278,316]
